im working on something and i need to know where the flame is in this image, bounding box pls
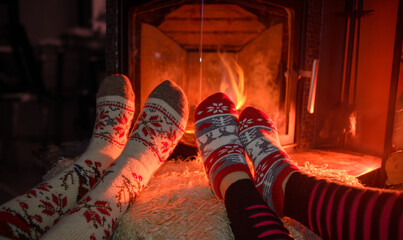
[185,51,247,135]
[217,51,247,110]
[349,111,357,137]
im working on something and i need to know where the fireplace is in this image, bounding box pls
[106,0,304,147]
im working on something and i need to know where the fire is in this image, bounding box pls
[185,51,247,135]
[349,110,357,137]
[217,51,247,110]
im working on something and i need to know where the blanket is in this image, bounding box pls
[44,156,362,239]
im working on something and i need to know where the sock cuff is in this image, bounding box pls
[271,167,298,216]
[257,155,298,215]
[213,164,252,199]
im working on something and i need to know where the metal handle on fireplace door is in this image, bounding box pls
[307,59,319,114]
[297,59,319,113]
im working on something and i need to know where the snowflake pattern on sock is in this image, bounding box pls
[131,99,184,161]
[0,96,134,240]
[93,98,135,146]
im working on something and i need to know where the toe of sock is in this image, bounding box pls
[239,106,266,119]
[238,106,277,132]
[148,80,188,117]
[194,92,238,122]
[96,74,135,101]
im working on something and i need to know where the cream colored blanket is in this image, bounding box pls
[45,156,362,240]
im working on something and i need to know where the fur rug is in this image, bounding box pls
[44,156,362,240]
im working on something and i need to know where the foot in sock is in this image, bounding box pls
[194,92,252,199]
[238,106,298,217]
[194,94,293,239]
[0,75,135,239]
[40,80,188,240]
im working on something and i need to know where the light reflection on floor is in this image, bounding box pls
[289,149,381,176]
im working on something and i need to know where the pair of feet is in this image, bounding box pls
[194,92,298,217]
[0,75,189,240]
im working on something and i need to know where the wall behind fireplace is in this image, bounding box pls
[0,0,105,164]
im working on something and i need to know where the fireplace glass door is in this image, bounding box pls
[128,0,299,146]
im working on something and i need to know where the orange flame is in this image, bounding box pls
[349,111,357,137]
[217,51,247,110]
[185,51,247,135]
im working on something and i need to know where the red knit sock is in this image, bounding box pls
[238,106,298,216]
[194,92,252,199]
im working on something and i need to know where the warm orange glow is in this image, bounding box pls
[217,51,247,110]
[349,111,357,137]
[359,167,378,176]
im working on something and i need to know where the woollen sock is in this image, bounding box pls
[40,80,188,240]
[238,107,298,216]
[225,179,294,240]
[194,92,252,199]
[284,172,403,239]
[0,75,135,239]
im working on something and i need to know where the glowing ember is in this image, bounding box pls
[217,51,247,110]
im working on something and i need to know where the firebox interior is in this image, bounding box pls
[130,2,297,145]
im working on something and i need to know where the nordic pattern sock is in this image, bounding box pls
[284,172,403,240]
[40,80,188,240]
[194,92,252,199]
[0,75,135,240]
[238,107,298,216]
[225,179,294,240]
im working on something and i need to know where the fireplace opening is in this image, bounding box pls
[127,1,299,146]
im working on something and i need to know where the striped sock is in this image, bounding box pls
[194,93,252,199]
[225,179,293,239]
[284,172,403,239]
[238,107,298,216]
[0,75,135,239]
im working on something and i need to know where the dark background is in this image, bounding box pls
[0,0,106,204]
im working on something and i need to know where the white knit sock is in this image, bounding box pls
[0,75,135,239]
[40,80,188,240]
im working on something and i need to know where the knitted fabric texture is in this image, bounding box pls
[194,93,252,199]
[40,80,188,240]
[238,107,298,216]
[0,75,135,239]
